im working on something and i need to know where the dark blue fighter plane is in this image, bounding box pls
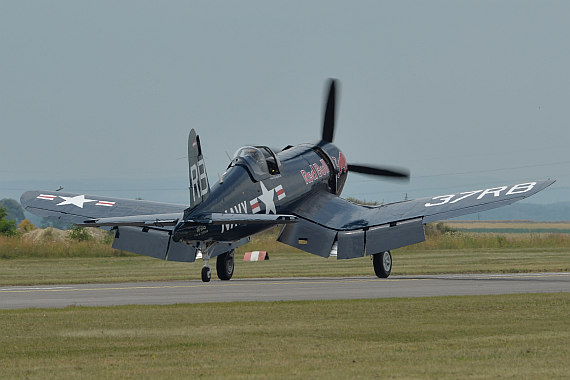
[21,80,554,282]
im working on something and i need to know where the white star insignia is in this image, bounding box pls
[56,195,97,208]
[257,182,276,214]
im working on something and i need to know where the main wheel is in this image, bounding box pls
[373,251,392,278]
[216,249,235,281]
[201,266,211,282]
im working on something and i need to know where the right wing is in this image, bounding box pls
[22,190,297,228]
[21,190,292,262]
[21,190,191,261]
[21,190,186,227]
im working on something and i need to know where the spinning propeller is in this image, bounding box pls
[321,79,410,181]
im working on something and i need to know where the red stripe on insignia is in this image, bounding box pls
[37,194,56,200]
[276,189,285,196]
[96,201,115,207]
[250,198,260,213]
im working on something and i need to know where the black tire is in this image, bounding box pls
[201,266,211,282]
[216,249,235,281]
[373,251,392,278]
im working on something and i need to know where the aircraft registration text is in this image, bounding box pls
[424,182,536,208]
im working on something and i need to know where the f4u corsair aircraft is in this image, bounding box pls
[21,80,554,282]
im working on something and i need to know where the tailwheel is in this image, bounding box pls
[373,251,392,278]
[201,266,211,282]
[216,249,235,281]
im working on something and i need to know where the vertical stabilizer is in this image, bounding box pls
[188,129,210,208]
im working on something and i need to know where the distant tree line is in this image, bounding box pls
[0,206,18,236]
[0,199,25,223]
[0,198,71,232]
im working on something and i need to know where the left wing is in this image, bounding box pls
[278,179,555,259]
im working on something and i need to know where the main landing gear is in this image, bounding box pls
[216,249,235,281]
[372,251,392,278]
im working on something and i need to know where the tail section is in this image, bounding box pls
[188,129,210,209]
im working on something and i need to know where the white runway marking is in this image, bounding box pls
[0,286,73,292]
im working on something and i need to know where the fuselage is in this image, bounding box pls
[172,142,348,243]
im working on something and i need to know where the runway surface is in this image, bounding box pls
[1,272,568,309]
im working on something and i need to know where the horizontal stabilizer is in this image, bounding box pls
[187,213,298,225]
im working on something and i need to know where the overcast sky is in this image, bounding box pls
[1,1,568,205]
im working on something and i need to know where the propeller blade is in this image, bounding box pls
[348,164,410,180]
[321,79,337,143]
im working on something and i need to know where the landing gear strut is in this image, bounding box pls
[198,243,213,283]
[198,243,235,282]
[373,251,392,278]
[216,249,235,281]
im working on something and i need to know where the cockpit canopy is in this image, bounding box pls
[229,146,280,181]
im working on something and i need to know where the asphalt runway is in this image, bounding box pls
[1,272,568,309]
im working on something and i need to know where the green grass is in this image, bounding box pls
[0,235,131,259]
[455,228,570,233]
[446,221,570,234]
[0,247,568,286]
[4,224,570,260]
[0,293,568,379]
[1,226,569,286]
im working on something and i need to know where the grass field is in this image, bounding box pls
[0,293,568,379]
[445,220,570,234]
[0,247,569,286]
[1,224,569,285]
[1,225,569,379]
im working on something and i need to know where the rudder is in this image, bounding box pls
[188,129,210,208]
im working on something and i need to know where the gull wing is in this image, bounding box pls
[292,179,555,229]
[20,190,186,227]
[278,179,555,259]
[21,190,196,261]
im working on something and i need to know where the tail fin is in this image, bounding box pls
[188,129,210,208]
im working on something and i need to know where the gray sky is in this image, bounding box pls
[1,1,569,205]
